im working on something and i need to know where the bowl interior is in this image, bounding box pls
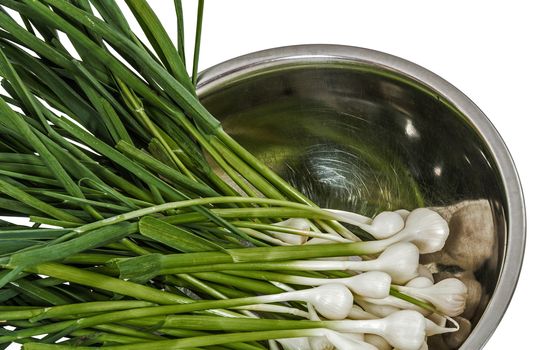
[199,58,508,348]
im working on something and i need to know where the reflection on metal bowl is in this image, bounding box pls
[197,45,525,349]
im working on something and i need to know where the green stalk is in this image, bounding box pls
[35,191,130,212]
[115,140,218,198]
[115,235,384,281]
[72,196,336,234]
[23,329,325,350]
[67,329,154,344]
[192,272,282,295]
[5,222,137,272]
[8,277,71,306]
[124,0,194,93]
[0,177,82,224]
[208,136,285,200]
[0,301,155,322]
[389,288,436,313]
[230,221,351,242]
[216,129,356,239]
[47,114,245,240]
[83,324,163,341]
[174,273,229,300]
[0,52,100,220]
[17,262,192,305]
[117,80,195,180]
[192,0,204,86]
[139,216,226,253]
[174,0,185,62]
[27,0,221,131]
[0,169,60,187]
[0,152,44,165]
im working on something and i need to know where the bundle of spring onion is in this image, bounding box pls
[0,1,469,349]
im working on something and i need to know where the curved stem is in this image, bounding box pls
[73,196,339,234]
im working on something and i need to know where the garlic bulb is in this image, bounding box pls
[348,304,377,320]
[405,277,434,289]
[332,310,426,350]
[360,295,429,315]
[395,209,411,220]
[345,272,392,299]
[269,218,310,245]
[378,310,427,350]
[397,278,468,317]
[285,271,391,299]
[363,242,420,284]
[357,298,402,318]
[323,209,405,239]
[289,284,354,320]
[394,208,449,254]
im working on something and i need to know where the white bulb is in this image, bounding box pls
[369,211,405,239]
[398,278,468,317]
[372,242,419,284]
[348,304,377,320]
[395,209,411,220]
[344,272,392,299]
[297,284,354,320]
[357,298,401,317]
[270,218,310,245]
[398,208,449,254]
[360,295,428,315]
[272,218,311,232]
[380,310,426,350]
[334,310,426,350]
[323,209,404,239]
[405,277,434,289]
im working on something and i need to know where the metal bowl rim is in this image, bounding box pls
[196,44,526,349]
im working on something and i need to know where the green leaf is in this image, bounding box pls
[192,0,204,86]
[7,222,137,269]
[113,253,163,284]
[0,240,40,255]
[30,0,221,132]
[9,277,72,305]
[0,53,98,219]
[124,0,194,93]
[174,0,186,63]
[0,177,82,223]
[139,216,225,253]
[115,140,218,198]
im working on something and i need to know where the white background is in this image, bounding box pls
[4,1,534,349]
[172,1,535,349]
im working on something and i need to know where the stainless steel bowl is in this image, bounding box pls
[197,45,525,349]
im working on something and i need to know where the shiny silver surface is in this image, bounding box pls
[197,45,525,349]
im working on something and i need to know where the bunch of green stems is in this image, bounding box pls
[0,1,431,349]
